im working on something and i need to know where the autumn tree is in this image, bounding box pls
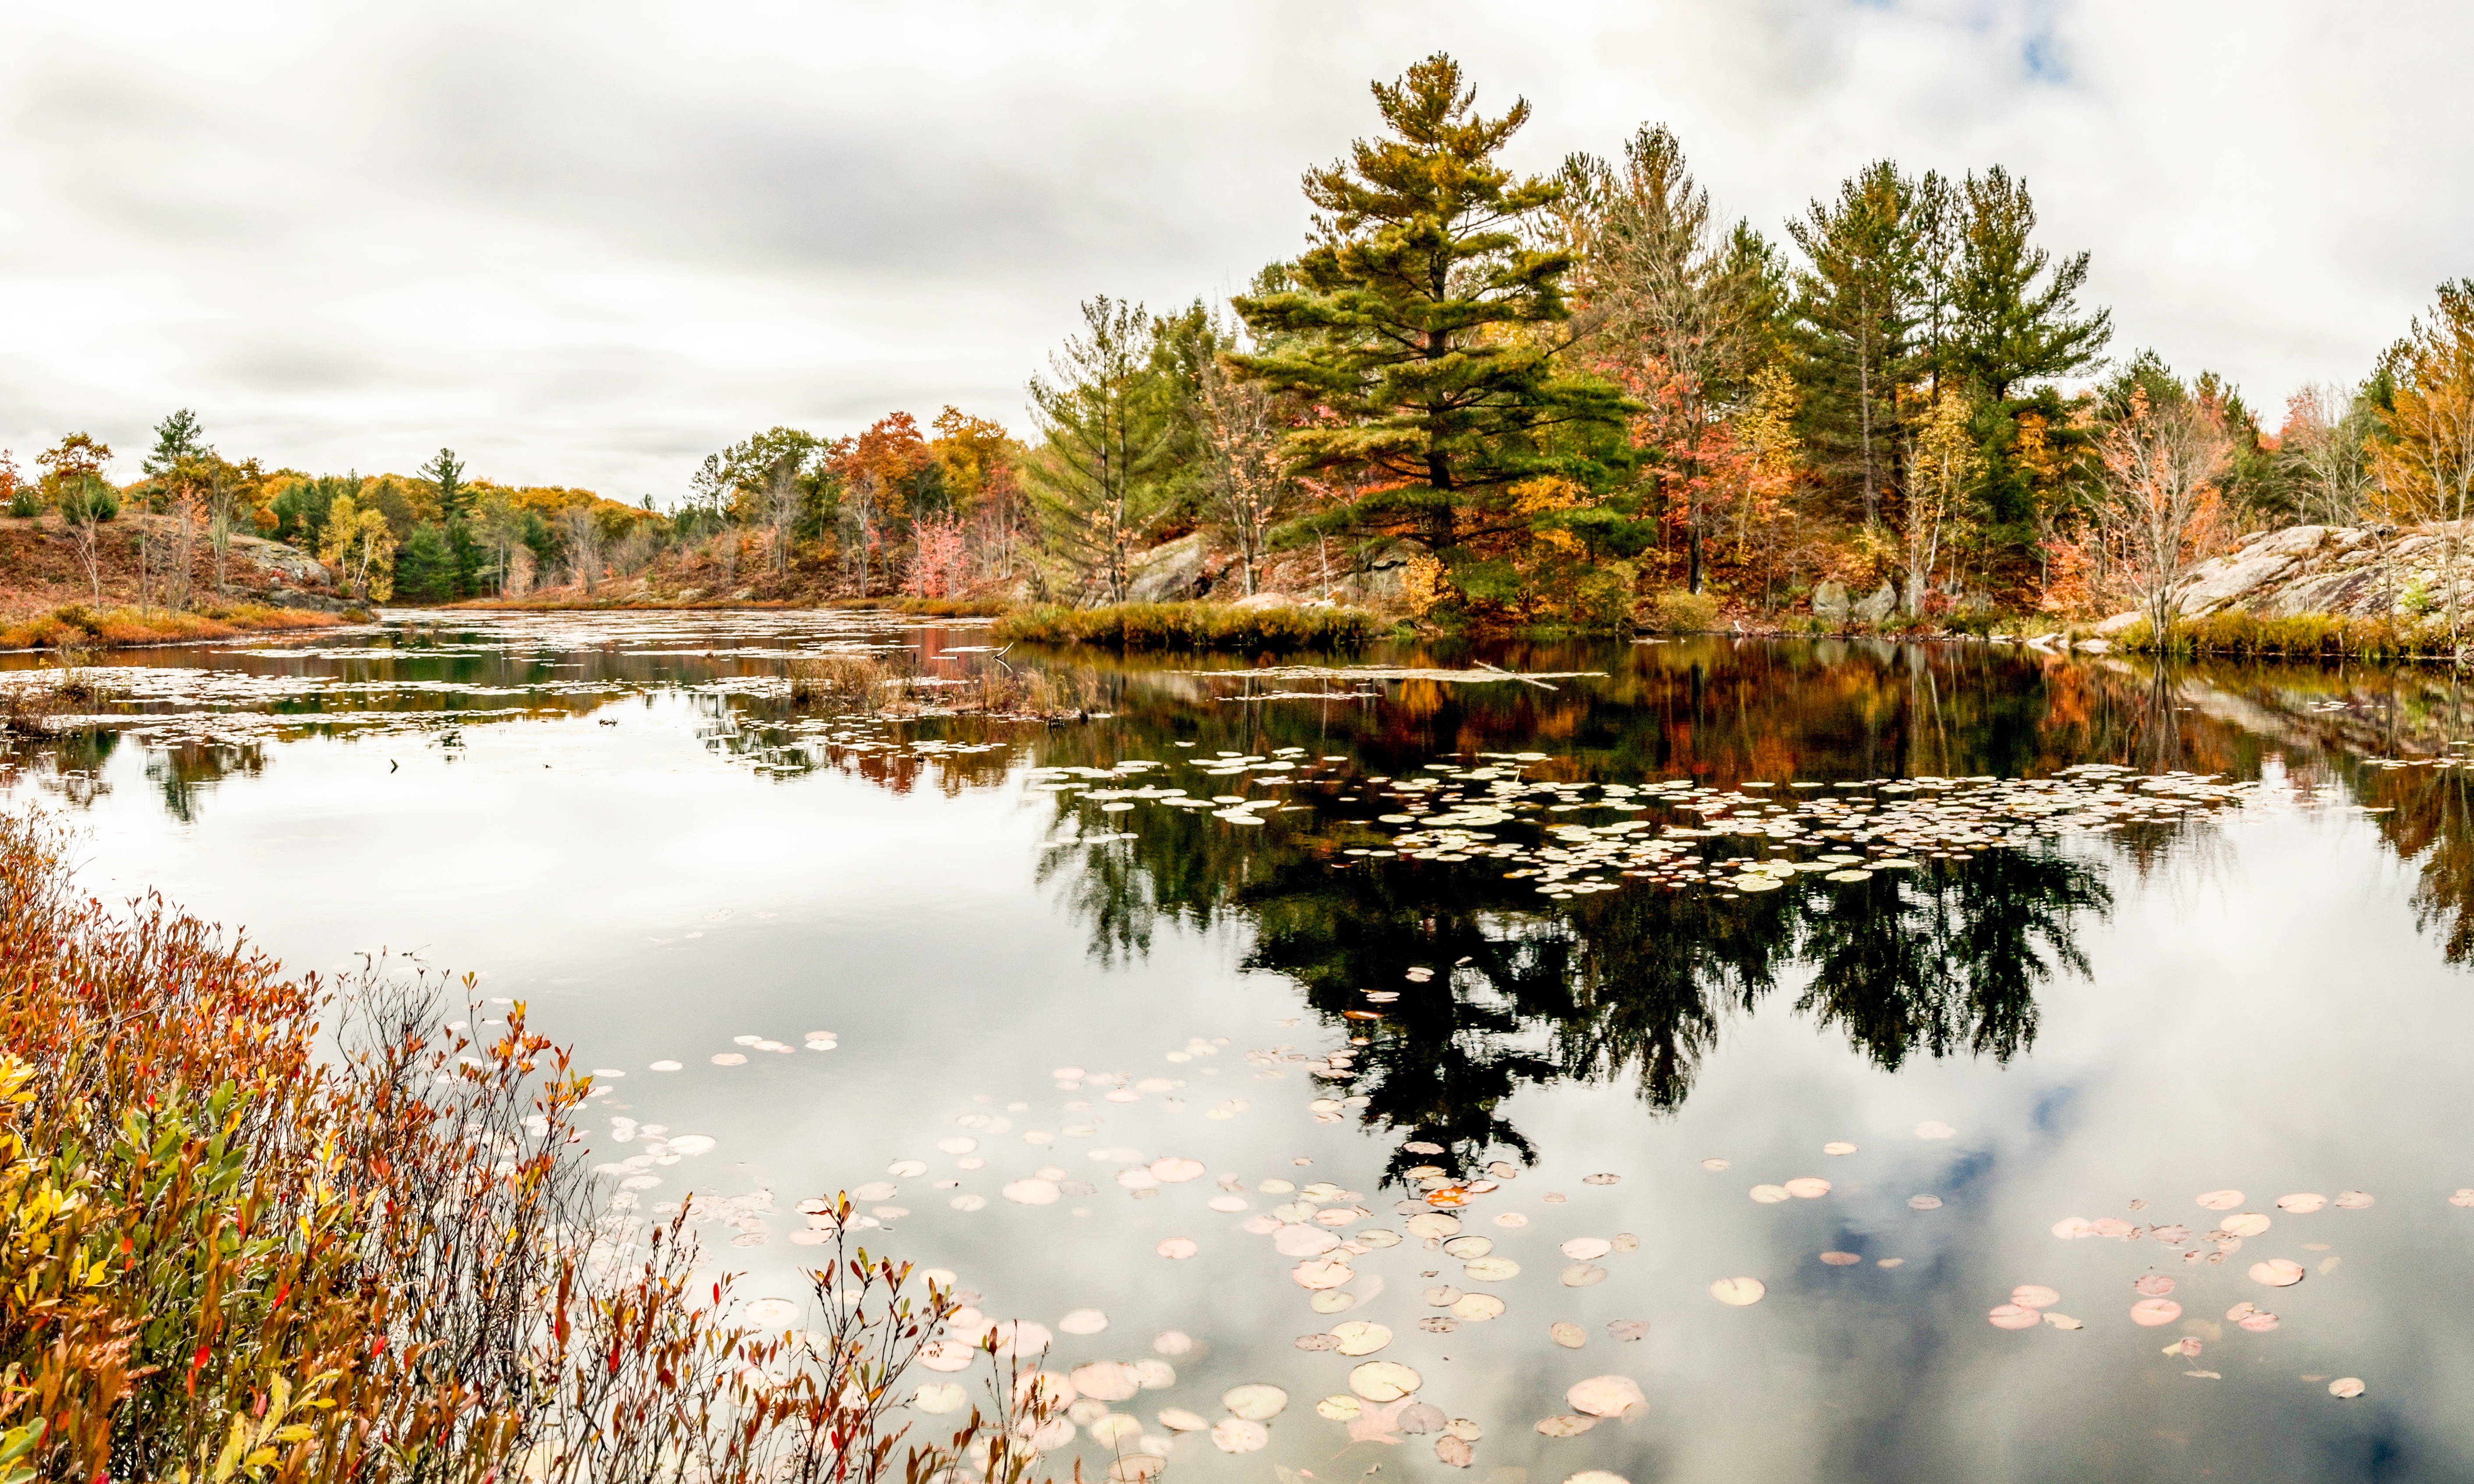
[930,407,1022,578]
[1195,356,1294,596]
[829,414,933,592]
[2094,387,2233,641]
[2279,383,2378,527]
[1229,53,1624,554]
[1026,295,1179,603]
[318,492,397,603]
[37,433,116,603]
[1564,124,1781,591]
[1898,388,1981,614]
[2370,280,2474,646]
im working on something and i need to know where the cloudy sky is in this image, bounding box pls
[2,0,2467,501]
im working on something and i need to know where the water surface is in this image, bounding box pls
[8,615,2474,1484]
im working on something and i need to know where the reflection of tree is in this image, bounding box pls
[144,741,268,825]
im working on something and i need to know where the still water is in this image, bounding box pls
[8,614,2474,1483]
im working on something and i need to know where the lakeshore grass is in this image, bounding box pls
[993,600,1381,653]
[0,602,343,651]
[2114,611,2464,660]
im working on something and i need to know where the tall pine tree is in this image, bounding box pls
[1788,162,1935,528]
[1230,53,1624,553]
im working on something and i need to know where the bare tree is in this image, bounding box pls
[559,505,605,593]
[2280,382,2376,527]
[1197,358,1292,596]
[2095,388,2234,642]
[763,458,804,576]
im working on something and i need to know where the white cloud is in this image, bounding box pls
[0,0,2466,495]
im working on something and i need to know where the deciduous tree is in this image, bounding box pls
[2094,387,2233,641]
[2370,280,2474,646]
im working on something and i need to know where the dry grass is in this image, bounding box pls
[0,602,343,651]
[788,652,895,712]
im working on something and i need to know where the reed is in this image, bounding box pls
[2114,611,2462,661]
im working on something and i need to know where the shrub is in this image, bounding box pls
[993,600,1378,653]
[0,810,1060,1482]
[1645,589,1721,634]
[4,490,36,518]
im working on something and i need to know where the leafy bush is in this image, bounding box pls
[993,601,1378,653]
[4,489,37,518]
[1646,589,1721,634]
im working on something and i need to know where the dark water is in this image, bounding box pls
[9,613,2474,1483]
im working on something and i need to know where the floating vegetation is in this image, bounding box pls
[993,602,1382,653]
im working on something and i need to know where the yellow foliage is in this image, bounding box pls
[1401,554,1451,617]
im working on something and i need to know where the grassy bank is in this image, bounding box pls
[0,602,345,651]
[994,600,1382,653]
[2114,611,2467,661]
[0,810,1045,1482]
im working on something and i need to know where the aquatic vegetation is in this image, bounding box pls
[993,602,1382,653]
[2114,611,2458,659]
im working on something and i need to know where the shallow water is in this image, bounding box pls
[10,613,2474,1483]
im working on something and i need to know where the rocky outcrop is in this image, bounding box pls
[2096,523,2463,631]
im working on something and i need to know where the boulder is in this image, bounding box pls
[1124,533,1214,604]
[1811,580,1850,624]
[1851,582,1897,625]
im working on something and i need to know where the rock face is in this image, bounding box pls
[2096,523,2464,631]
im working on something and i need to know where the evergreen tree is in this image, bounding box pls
[1946,168,2110,404]
[142,410,210,478]
[1788,162,1934,527]
[419,448,471,522]
[1026,295,1179,603]
[1229,53,1625,552]
[394,523,456,602]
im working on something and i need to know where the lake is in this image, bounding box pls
[6,613,2473,1483]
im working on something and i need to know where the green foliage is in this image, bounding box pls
[993,601,1378,653]
[417,447,470,521]
[140,409,209,478]
[55,476,118,524]
[270,474,349,547]
[1026,296,1183,603]
[5,489,36,518]
[393,522,457,602]
[1230,53,1626,550]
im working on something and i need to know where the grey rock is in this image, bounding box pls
[1124,532,1213,604]
[1851,582,1897,625]
[1811,580,1850,624]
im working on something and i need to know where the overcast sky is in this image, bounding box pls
[2,0,2467,502]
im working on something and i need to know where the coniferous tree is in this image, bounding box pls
[142,410,209,479]
[1789,162,1933,528]
[1027,295,1179,603]
[1230,53,1624,553]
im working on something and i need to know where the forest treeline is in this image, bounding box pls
[7,53,2471,634]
